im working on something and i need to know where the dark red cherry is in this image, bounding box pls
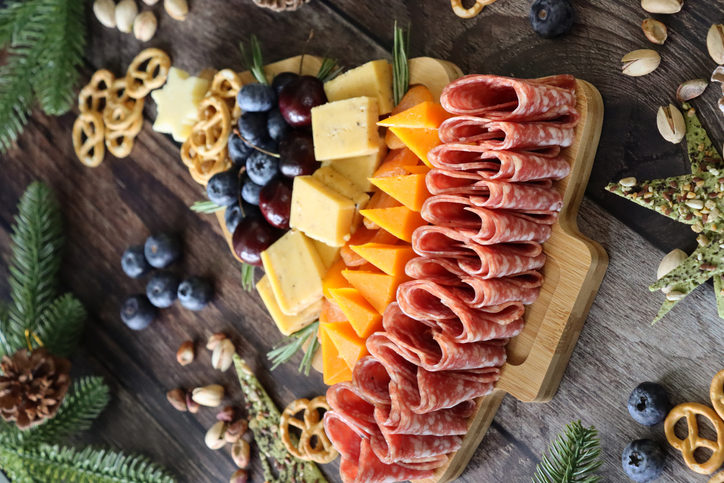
[231,215,282,266]
[259,177,293,230]
[278,76,326,127]
[279,130,320,177]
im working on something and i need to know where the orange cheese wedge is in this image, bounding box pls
[378,101,452,129]
[388,127,441,168]
[359,206,426,243]
[363,191,400,230]
[384,86,435,149]
[373,148,420,178]
[329,287,382,338]
[322,321,368,371]
[340,225,398,267]
[369,174,430,212]
[320,297,347,324]
[319,324,353,385]
[350,242,416,276]
[342,268,409,314]
[322,258,350,299]
[403,164,430,175]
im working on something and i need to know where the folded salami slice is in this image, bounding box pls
[438,117,576,150]
[404,256,467,285]
[374,400,473,436]
[370,424,462,465]
[440,74,577,121]
[326,382,380,437]
[454,271,543,307]
[353,355,393,406]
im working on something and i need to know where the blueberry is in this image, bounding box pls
[120,295,156,330]
[622,439,664,482]
[146,271,180,308]
[177,276,213,311]
[627,382,671,426]
[238,111,269,146]
[225,203,243,234]
[144,233,181,269]
[237,83,276,112]
[207,169,239,207]
[246,150,278,186]
[267,108,289,142]
[529,0,574,39]
[241,175,263,205]
[228,132,253,166]
[272,72,299,96]
[121,245,151,278]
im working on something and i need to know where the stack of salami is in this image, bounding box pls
[324,74,580,483]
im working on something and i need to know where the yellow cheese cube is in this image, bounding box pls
[260,230,326,316]
[323,60,394,114]
[312,166,370,207]
[312,239,341,270]
[311,97,381,161]
[151,67,210,142]
[323,146,386,192]
[290,176,356,247]
[256,275,321,335]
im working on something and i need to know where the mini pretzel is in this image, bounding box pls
[125,48,171,99]
[103,96,144,132]
[279,396,337,464]
[105,114,142,158]
[181,139,230,185]
[665,402,724,475]
[450,0,497,18]
[78,69,115,113]
[72,112,105,167]
[189,95,231,158]
[712,369,724,421]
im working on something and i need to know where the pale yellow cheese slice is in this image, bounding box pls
[151,67,210,143]
[323,60,394,114]
[256,275,321,336]
[290,175,356,247]
[322,146,386,192]
[311,97,381,161]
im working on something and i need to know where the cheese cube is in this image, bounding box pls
[311,97,381,161]
[290,176,356,247]
[256,275,321,335]
[312,166,370,208]
[324,60,394,114]
[323,146,386,192]
[260,230,326,316]
[312,239,341,270]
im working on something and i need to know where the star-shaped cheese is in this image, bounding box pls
[607,103,724,322]
[151,67,210,143]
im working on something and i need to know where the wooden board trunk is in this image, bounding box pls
[417,79,607,483]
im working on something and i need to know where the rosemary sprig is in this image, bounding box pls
[239,35,267,85]
[241,263,255,291]
[267,321,319,376]
[392,21,410,106]
[317,57,343,83]
[190,200,224,214]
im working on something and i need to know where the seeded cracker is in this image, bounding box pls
[232,355,327,483]
[606,103,724,322]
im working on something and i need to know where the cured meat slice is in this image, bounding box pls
[326,382,379,437]
[353,355,393,406]
[369,424,462,465]
[374,400,473,436]
[455,271,543,307]
[440,74,577,122]
[412,226,546,278]
[396,280,526,342]
[438,117,576,150]
[404,256,468,285]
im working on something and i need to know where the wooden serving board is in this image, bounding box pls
[417,79,607,483]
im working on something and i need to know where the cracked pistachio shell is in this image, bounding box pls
[676,79,708,103]
[641,18,668,45]
[656,103,686,144]
[621,49,661,77]
[707,24,724,65]
[641,0,682,14]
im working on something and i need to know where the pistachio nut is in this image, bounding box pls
[656,104,686,144]
[707,24,724,65]
[656,248,686,280]
[93,0,117,28]
[186,391,200,413]
[641,18,667,45]
[712,66,724,84]
[719,96,724,114]
[676,79,708,103]
[685,199,704,210]
[176,340,194,366]
[216,405,239,423]
[206,332,227,351]
[164,0,188,21]
[166,388,187,412]
[665,290,686,301]
[230,469,248,483]
[224,419,248,444]
[133,10,157,42]
[641,0,682,14]
[142,0,159,4]
[621,49,661,77]
[205,421,227,450]
[619,176,637,187]
[231,439,251,468]
[211,338,235,372]
[115,0,138,33]
[192,384,224,407]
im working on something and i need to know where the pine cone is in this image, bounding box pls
[0,348,71,429]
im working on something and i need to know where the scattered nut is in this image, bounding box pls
[657,248,687,280]
[685,199,704,210]
[176,340,195,366]
[621,49,661,77]
[133,10,157,42]
[619,176,637,187]
[206,333,227,351]
[205,421,227,450]
[641,0,682,14]
[665,290,686,301]
[93,0,117,28]
[115,0,138,33]
[142,0,159,4]
[230,469,248,483]
[707,24,724,65]
[656,104,686,144]
[719,97,724,114]
[697,234,711,246]
[217,406,239,423]
[212,338,235,372]
[166,388,187,412]
[676,79,708,103]
[192,384,224,407]
[225,419,248,444]
[712,66,724,84]
[186,391,200,413]
[231,439,251,468]
[641,18,667,45]
[164,0,188,21]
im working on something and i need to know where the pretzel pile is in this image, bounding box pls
[450,0,498,19]
[279,396,338,464]
[72,48,170,167]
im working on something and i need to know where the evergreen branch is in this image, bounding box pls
[190,200,224,214]
[0,0,44,48]
[35,293,86,358]
[22,377,109,446]
[7,181,64,352]
[0,443,175,483]
[533,421,602,483]
[392,21,410,106]
[0,302,11,358]
[0,44,35,152]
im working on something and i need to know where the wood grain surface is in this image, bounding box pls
[0,1,723,482]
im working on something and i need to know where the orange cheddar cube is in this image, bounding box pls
[329,287,383,338]
[320,297,348,324]
[322,258,350,299]
[373,148,420,178]
[377,101,452,129]
[349,242,416,276]
[319,324,353,385]
[342,268,409,314]
[388,127,441,168]
[359,206,426,243]
[369,174,430,212]
[322,321,368,371]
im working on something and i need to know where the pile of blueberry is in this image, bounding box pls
[120,233,213,330]
[621,382,671,482]
[204,71,326,266]
[529,0,574,39]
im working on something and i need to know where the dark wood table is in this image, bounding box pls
[1,0,723,481]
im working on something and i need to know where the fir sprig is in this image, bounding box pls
[392,21,410,106]
[240,35,268,85]
[35,293,86,358]
[241,263,255,291]
[267,321,320,376]
[533,421,602,483]
[190,200,224,214]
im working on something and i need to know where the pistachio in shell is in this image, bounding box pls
[621,49,661,77]
[676,79,708,103]
[641,18,668,45]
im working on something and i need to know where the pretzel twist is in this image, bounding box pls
[180,138,230,185]
[73,112,105,167]
[279,396,338,464]
[450,0,497,18]
[665,402,724,475]
[125,48,171,99]
[712,370,724,422]
[103,96,145,132]
[78,69,115,113]
[210,69,242,119]
[189,95,231,158]
[105,113,142,158]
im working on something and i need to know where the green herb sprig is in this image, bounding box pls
[241,263,255,292]
[392,21,411,106]
[317,57,343,83]
[267,321,320,376]
[240,35,268,85]
[190,200,224,214]
[532,420,602,483]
